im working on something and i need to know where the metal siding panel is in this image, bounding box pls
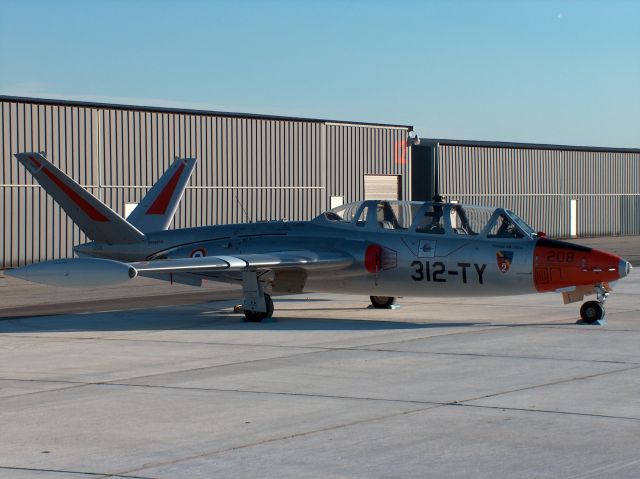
[132,110,140,189]
[11,187,19,266]
[1,103,7,266]
[2,188,8,268]
[4,98,568,267]
[436,144,640,238]
[1,102,9,185]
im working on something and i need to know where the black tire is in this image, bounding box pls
[580,300,604,324]
[244,293,274,322]
[370,296,396,309]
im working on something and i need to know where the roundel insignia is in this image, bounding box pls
[190,248,206,258]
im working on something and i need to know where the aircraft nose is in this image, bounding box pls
[534,238,630,292]
[619,259,632,278]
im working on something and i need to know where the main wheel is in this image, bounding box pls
[580,300,604,324]
[244,293,274,322]
[370,296,396,309]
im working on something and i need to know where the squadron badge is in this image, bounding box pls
[496,250,514,273]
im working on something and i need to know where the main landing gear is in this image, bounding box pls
[244,293,274,322]
[370,296,397,309]
[242,271,274,322]
[579,284,608,324]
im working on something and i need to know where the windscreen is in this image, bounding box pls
[506,210,537,237]
[324,202,362,222]
[449,205,494,235]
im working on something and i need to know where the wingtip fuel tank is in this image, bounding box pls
[6,258,137,288]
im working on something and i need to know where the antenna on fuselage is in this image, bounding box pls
[234,191,251,223]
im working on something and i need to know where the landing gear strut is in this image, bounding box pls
[242,271,274,322]
[580,284,608,324]
[370,296,397,309]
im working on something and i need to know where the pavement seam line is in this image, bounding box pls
[0,348,331,401]
[6,378,639,423]
[2,344,637,401]
[99,382,640,421]
[100,382,444,406]
[0,383,92,401]
[113,403,443,477]
[450,402,640,422]
[0,465,155,479]
[3,332,639,366]
[348,347,636,364]
[455,363,640,405]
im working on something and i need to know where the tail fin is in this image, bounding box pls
[15,152,146,244]
[126,158,197,232]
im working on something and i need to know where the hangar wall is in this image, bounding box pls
[414,139,640,238]
[0,96,412,268]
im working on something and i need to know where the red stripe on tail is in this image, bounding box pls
[41,167,109,222]
[146,162,186,215]
[29,156,42,168]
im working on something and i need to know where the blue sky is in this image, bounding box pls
[1,0,638,147]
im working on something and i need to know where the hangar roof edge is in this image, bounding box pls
[419,138,640,154]
[0,95,413,131]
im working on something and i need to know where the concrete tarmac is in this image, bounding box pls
[0,236,639,478]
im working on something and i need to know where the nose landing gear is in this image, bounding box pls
[579,284,608,324]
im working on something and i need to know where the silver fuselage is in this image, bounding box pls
[76,216,537,298]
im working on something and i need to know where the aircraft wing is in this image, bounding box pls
[132,250,354,275]
[5,251,354,288]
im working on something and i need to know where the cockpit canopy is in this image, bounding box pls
[316,200,537,239]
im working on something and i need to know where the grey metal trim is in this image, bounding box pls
[447,193,640,197]
[419,138,640,154]
[0,95,413,131]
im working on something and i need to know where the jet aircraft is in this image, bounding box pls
[7,152,632,324]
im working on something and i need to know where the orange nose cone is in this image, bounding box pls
[534,238,626,292]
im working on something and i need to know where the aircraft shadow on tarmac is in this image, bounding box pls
[0,305,488,333]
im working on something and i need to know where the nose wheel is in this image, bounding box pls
[580,300,604,324]
[370,296,397,309]
[579,284,608,324]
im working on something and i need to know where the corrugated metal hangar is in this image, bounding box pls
[412,139,640,239]
[0,96,412,267]
[1,95,639,268]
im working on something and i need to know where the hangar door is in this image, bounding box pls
[364,175,401,200]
